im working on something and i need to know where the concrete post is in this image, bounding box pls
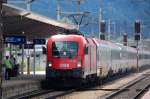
[27,56,30,75]
[9,44,12,56]
[33,45,35,75]
[0,1,4,98]
[21,44,24,74]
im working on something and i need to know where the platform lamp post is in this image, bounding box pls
[134,20,141,73]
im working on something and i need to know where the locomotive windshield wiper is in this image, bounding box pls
[67,51,74,58]
[68,54,73,58]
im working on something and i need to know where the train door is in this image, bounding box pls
[88,45,93,74]
[96,45,102,77]
[84,45,91,76]
[84,38,97,77]
[86,39,92,75]
[85,39,95,75]
[89,46,92,73]
[84,38,90,77]
[89,39,97,75]
[91,45,97,74]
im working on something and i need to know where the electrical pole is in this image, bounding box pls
[113,21,116,38]
[99,8,102,39]
[27,0,31,11]
[27,0,35,11]
[108,20,111,40]
[60,0,87,31]
[76,0,82,30]
[57,0,61,20]
[136,40,139,72]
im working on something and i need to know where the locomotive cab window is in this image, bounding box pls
[52,41,78,58]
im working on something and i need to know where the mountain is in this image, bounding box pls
[8,0,150,39]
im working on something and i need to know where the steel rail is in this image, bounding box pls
[102,73,150,99]
[133,83,150,99]
[46,89,76,99]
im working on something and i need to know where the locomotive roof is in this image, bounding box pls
[48,34,87,44]
[115,43,137,53]
[93,38,121,49]
[51,34,83,38]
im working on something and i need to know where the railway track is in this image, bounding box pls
[44,89,76,99]
[102,73,150,99]
[8,82,98,99]
[7,89,54,99]
[7,88,77,99]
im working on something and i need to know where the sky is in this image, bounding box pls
[8,0,150,39]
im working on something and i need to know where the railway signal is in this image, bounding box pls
[135,21,140,33]
[100,21,106,33]
[100,20,106,40]
[134,20,141,41]
[123,33,127,46]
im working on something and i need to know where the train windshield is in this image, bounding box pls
[52,41,78,58]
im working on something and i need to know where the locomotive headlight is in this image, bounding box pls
[77,61,81,67]
[48,62,52,67]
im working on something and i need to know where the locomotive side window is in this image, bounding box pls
[42,46,47,54]
[84,46,88,54]
[52,41,78,58]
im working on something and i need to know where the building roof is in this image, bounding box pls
[2,3,77,40]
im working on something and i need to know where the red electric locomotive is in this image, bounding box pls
[46,34,97,81]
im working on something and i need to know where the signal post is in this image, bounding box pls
[134,20,141,73]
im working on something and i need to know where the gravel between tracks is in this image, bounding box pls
[56,69,150,99]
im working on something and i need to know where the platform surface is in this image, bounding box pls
[2,74,45,99]
[141,90,150,99]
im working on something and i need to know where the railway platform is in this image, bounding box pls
[141,90,150,99]
[2,74,45,99]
